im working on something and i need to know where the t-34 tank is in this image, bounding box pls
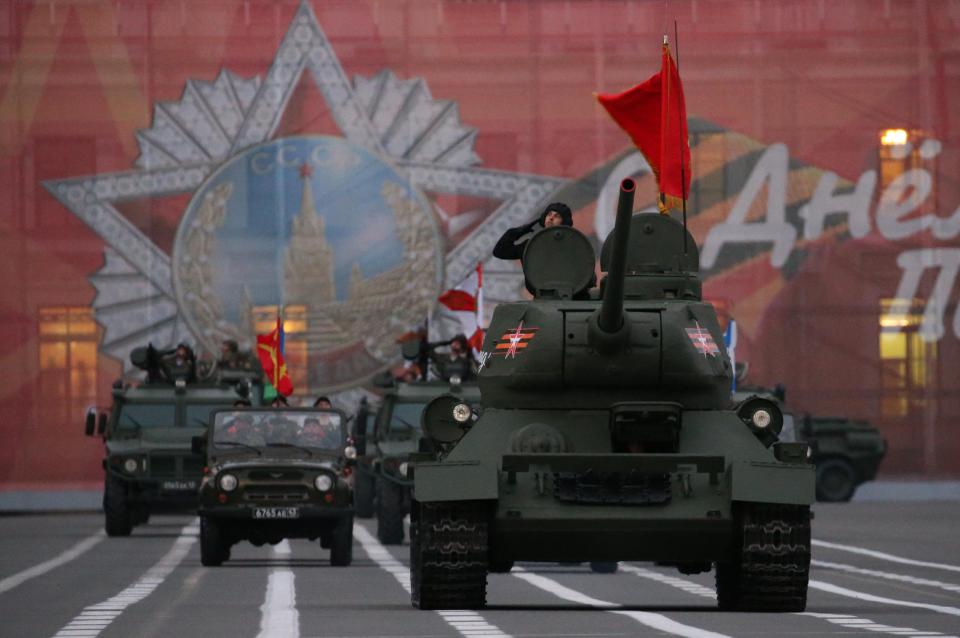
[410,179,815,611]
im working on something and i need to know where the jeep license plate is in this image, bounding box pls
[253,507,300,520]
[161,480,197,491]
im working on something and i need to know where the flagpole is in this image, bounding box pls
[660,34,669,214]
[675,19,688,255]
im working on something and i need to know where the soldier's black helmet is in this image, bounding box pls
[539,202,573,227]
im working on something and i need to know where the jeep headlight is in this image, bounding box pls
[315,474,333,492]
[751,409,772,429]
[399,462,409,478]
[452,403,471,423]
[123,458,139,473]
[218,473,238,492]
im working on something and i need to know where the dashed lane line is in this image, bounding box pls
[619,563,958,638]
[813,559,960,595]
[512,567,732,638]
[256,539,299,638]
[353,524,511,638]
[50,520,198,638]
[813,540,960,574]
[0,530,105,594]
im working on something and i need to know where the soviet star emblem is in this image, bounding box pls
[43,0,566,392]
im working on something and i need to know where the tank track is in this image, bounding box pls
[716,503,811,612]
[410,500,488,610]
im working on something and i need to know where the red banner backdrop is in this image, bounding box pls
[1,0,958,490]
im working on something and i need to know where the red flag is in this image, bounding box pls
[437,262,484,354]
[256,316,294,397]
[596,42,691,213]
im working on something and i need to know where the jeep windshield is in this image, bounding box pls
[186,403,233,428]
[116,404,176,429]
[387,402,427,434]
[212,409,344,452]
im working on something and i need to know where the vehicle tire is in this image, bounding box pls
[200,516,227,567]
[354,468,375,519]
[411,500,488,610]
[376,478,405,545]
[329,516,353,567]
[715,503,810,612]
[816,458,857,502]
[103,476,133,537]
[590,561,618,574]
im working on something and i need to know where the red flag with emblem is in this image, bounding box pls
[256,316,294,397]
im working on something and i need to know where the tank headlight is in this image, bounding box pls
[218,473,238,492]
[315,474,333,492]
[452,403,472,423]
[123,458,139,473]
[399,462,409,477]
[806,445,813,459]
[343,445,357,460]
[751,409,772,429]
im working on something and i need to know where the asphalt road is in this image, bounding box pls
[1,503,958,638]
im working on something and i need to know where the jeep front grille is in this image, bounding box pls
[243,486,308,501]
[248,470,304,481]
[149,455,177,478]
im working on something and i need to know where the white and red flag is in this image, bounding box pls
[437,262,485,353]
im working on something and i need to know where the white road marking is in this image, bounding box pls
[809,580,960,617]
[0,530,105,594]
[256,540,299,638]
[50,520,198,638]
[814,559,960,594]
[511,567,731,638]
[621,564,956,638]
[814,540,960,574]
[353,524,511,638]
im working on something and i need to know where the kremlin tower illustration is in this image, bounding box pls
[268,162,439,371]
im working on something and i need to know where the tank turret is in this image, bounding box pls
[478,178,731,411]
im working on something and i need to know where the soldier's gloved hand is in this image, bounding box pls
[521,218,540,233]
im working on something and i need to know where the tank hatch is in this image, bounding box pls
[599,213,702,301]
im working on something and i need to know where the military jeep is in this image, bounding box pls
[85,348,261,537]
[195,408,356,566]
[354,380,481,544]
[733,385,886,502]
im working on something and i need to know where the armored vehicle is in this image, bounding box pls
[411,179,815,611]
[734,385,886,502]
[84,345,261,537]
[354,380,481,544]
[195,407,356,566]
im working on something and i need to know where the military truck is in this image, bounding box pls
[84,345,261,536]
[734,385,886,502]
[354,380,481,544]
[194,407,355,566]
[410,179,815,611]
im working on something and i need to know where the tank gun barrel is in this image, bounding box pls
[597,178,635,333]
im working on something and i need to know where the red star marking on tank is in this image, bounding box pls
[686,321,720,357]
[495,321,538,359]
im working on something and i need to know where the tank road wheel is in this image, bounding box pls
[200,517,228,567]
[715,503,811,612]
[354,468,375,518]
[410,500,489,610]
[103,476,133,537]
[816,458,857,503]
[590,561,619,574]
[330,516,354,567]
[376,478,405,545]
